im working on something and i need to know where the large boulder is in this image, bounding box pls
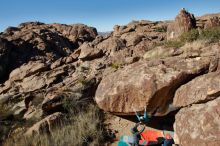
[174,97,220,146]
[173,72,220,108]
[167,9,196,40]
[95,56,211,116]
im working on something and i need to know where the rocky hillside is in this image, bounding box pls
[0,9,220,146]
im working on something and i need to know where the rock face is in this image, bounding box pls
[0,22,97,83]
[174,97,220,146]
[0,38,12,81]
[78,42,104,60]
[51,23,98,44]
[173,72,220,108]
[9,61,48,81]
[167,9,196,40]
[95,57,212,116]
[204,16,220,29]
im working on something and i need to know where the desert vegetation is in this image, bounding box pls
[159,26,220,48]
[3,96,106,146]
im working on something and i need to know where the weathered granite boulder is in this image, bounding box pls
[173,71,220,108]
[95,56,211,116]
[174,97,220,146]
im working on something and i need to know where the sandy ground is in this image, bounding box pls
[104,113,175,146]
[104,114,135,146]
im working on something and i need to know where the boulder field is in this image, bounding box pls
[0,9,220,145]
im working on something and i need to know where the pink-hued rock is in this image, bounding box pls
[204,16,220,29]
[9,61,48,81]
[78,42,104,60]
[95,57,211,116]
[174,97,220,146]
[173,72,220,108]
[167,9,196,40]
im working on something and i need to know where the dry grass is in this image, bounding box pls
[0,103,14,144]
[180,29,200,42]
[181,39,207,51]
[178,40,209,58]
[143,46,175,60]
[3,102,105,146]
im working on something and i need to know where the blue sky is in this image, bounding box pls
[0,0,220,32]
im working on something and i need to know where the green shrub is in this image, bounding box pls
[160,27,220,49]
[199,27,220,42]
[180,29,200,42]
[180,27,220,43]
[155,25,167,32]
[110,63,121,70]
